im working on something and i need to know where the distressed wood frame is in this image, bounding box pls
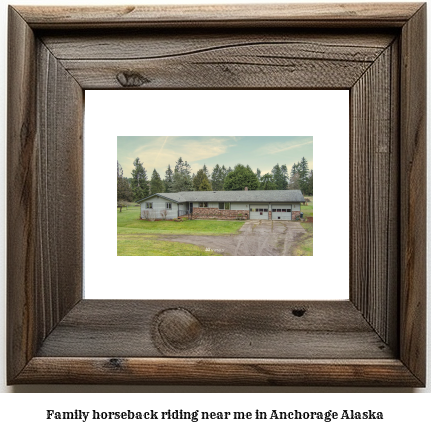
[7,3,426,386]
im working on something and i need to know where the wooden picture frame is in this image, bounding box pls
[7,3,426,386]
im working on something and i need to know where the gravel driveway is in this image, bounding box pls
[167,220,306,256]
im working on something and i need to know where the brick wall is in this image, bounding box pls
[192,208,249,220]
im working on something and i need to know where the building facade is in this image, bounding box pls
[137,190,305,221]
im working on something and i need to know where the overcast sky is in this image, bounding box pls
[117,136,313,178]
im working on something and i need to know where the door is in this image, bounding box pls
[272,205,292,220]
[250,205,269,220]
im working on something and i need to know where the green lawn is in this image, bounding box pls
[117,207,245,256]
[117,234,222,256]
[118,207,245,235]
[301,196,313,219]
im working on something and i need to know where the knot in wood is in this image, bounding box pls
[116,71,150,87]
[155,308,203,351]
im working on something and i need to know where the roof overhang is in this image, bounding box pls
[136,193,180,204]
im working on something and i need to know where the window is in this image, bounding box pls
[282,209,286,212]
[264,208,268,212]
[146,202,153,209]
[166,203,172,209]
[218,202,230,210]
[199,202,208,208]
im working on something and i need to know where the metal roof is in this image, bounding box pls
[137,190,305,203]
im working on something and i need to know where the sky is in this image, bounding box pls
[117,136,313,178]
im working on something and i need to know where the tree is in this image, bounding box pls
[198,176,212,191]
[271,163,288,190]
[289,171,301,190]
[259,173,277,190]
[131,157,149,201]
[202,164,210,179]
[174,156,192,176]
[171,171,194,192]
[164,164,174,192]
[117,161,133,208]
[193,169,212,191]
[281,164,289,189]
[211,164,224,191]
[117,160,123,178]
[171,156,193,192]
[298,157,310,193]
[289,157,310,193]
[150,169,164,194]
[223,164,259,191]
[255,168,261,181]
[306,169,313,196]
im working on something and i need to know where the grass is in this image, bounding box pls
[117,206,245,256]
[117,207,245,235]
[117,234,222,256]
[301,196,313,219]
[291,222,313,256]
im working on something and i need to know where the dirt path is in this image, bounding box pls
[165,220,306,256]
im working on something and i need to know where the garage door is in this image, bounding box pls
[250,205,269,220]
[272,205,292,220]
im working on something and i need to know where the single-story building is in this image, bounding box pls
[136,190,305,221]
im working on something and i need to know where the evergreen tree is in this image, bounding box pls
[131,157,149,201]
[223,164,259,191]
[117,161,133,204]
[174,156,192,176]
[171,172,194,192]
[281,164,289,189]
[172,156,193,192]
[211,164,224,191]
[256,168,261,181]
[271,163,287,190]
[259,173,277,190]
[150,169,164,194]
[164,164,174,192]
[202,164,210,178]
[198,176,212,191]
[298,157,310,193]
[290,162,299,180]
[193,169,212,191]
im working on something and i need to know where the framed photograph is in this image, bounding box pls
[7,3,426,386]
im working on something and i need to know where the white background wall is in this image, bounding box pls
[0,0,430,429]
[85,89,350,300]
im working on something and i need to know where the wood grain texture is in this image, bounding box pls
[40,30,394,90]
[41,31,395,60]
[7,6,38,381]
[7,6,84,384]
[15,358,423,386]
[36,300,393,359]
[15,3,423,29]
[53,31,394,89]
[350,43,399,349]
[7,3,427,386]
[35,41,84,336]
[399,3,427,385]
